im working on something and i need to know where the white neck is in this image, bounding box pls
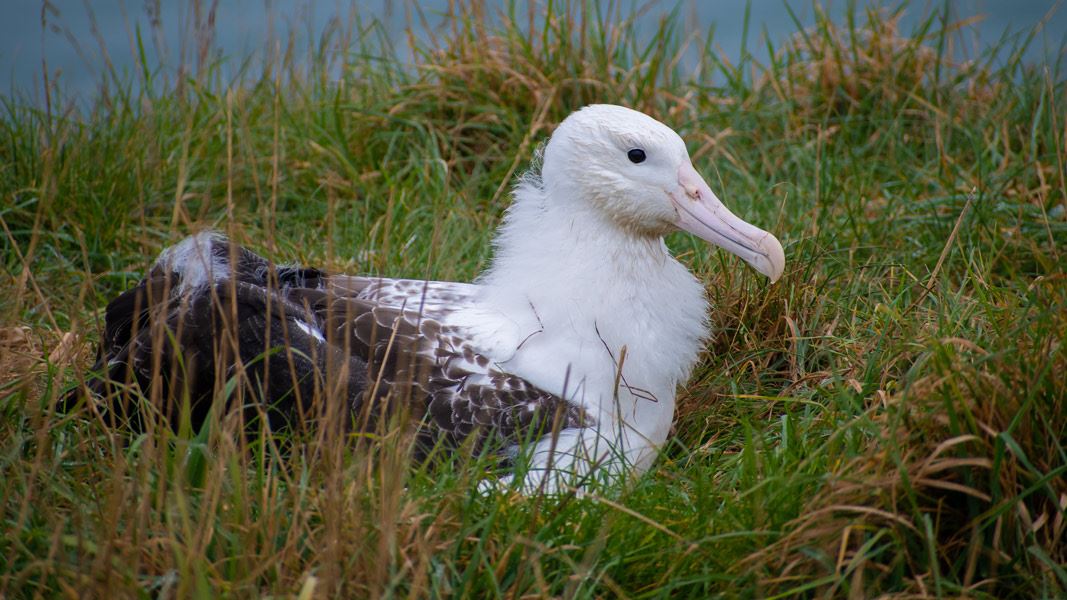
[476,177,710,449]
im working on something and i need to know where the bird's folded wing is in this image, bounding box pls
[327,275,526,363]
[329,276,477,313]
[318,292,588,443]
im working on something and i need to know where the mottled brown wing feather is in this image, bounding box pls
[320,293,591,453]
[73,235,590,461]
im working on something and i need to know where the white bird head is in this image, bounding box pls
[541,104,785,282]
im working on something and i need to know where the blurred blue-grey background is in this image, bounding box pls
[2,1,1064,104]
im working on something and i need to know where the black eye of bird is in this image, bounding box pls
[627,148,646,164]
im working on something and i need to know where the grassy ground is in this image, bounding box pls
[2,1,1065,597]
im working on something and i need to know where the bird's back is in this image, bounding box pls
[69,234,587,466]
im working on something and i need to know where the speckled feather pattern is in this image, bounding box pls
[79,232,590,462]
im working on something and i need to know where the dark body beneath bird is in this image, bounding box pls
[77,233,587,462]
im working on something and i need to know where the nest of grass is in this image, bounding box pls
[748,278,1067,597]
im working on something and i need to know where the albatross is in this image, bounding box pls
[80,104,785,493]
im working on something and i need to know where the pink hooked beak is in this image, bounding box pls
[670,162,785,282]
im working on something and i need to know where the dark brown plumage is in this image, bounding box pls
[71,234,588,462]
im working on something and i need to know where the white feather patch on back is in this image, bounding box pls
[444,304,528,363]
[357,278,479,315]
[156,231,228,292]
[294,320,325,343]
[350,277,534,362]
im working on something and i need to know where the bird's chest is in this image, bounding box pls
[501,305,677,410]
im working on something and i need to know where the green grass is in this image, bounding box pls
[2,1,1065,597]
